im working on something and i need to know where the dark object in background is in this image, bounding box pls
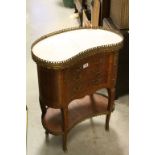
[63,0,74,8]
[103,18,129,98]
[115,30,129,98]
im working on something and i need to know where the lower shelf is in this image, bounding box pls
[42,94,109,135]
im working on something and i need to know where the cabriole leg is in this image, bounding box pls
[61,107,68,151]
[105,88,115,131]
[39,99,48,134]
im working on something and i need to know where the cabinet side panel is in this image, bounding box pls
[37,66,62,108]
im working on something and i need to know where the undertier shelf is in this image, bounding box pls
[42,94,109,135]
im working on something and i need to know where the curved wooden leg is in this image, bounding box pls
[39,99,48,134]
[90,94,97,112]
[105,113,111,131]
[39,99,47,119]
[105,88,115,131]
[62,132,67,151]
[61,107,68,151]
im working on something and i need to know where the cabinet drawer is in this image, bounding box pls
[63,53,111,99]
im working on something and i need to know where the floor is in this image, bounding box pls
[26,0,129,155]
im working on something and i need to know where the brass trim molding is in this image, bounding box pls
[31,26,124,69]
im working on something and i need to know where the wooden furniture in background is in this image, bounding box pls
[102,0,129,97]
[91,0,100,26]
[110,0,129,29]
[31,27,123,151]
[74,0,103,26]
[103,18,129,97]
[74,0,129,29]
[82,9,91,27]
[74,0,85,26]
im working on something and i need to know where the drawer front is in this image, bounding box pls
[63,53,111,100]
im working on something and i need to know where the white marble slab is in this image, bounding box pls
[32,29,123,62]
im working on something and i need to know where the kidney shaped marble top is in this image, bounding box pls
[32,28,123,62]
